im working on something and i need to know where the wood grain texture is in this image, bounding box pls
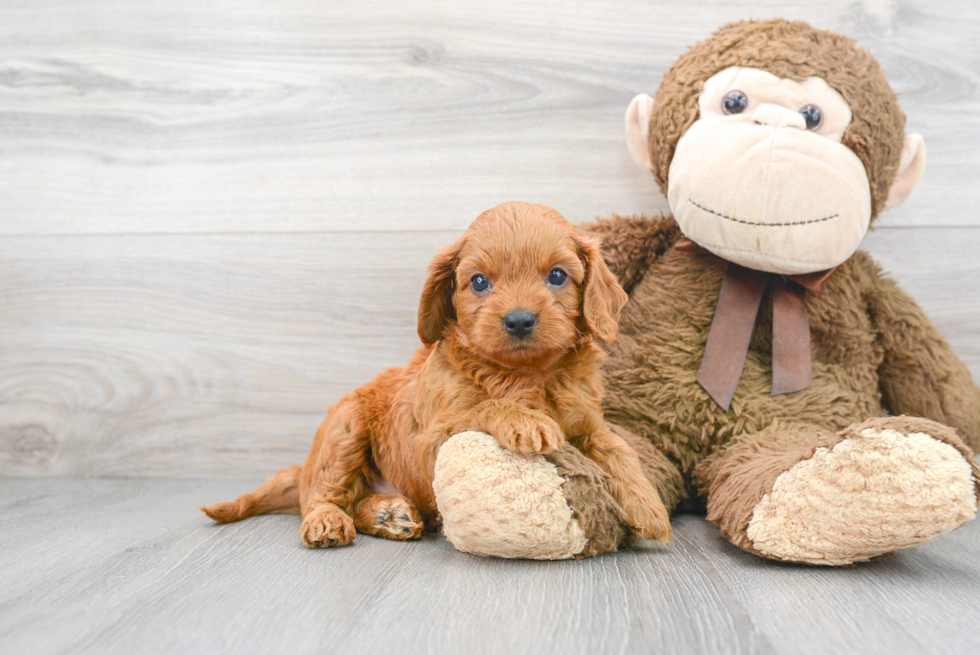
[0,0,978,235]
[1,227,979,478]
[3,5,980,653]
[1,478,979,655]
[0,231,445,477]
[1,0,979,478]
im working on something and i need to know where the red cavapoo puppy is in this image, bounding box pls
[202,201,671,547]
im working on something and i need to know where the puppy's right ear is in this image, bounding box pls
[575,234,628,343]
[418,237,464,346]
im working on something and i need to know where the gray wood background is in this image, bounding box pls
[4,3,980,655]
[1,0,979,481]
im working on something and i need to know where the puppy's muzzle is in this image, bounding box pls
[503,310,538,340]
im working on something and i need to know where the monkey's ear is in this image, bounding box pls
[576,235,629,343]
[884,134,926,211]
[418,238,463,346]
[625,93,656,172]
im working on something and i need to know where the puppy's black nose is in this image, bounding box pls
[503,310,537,339]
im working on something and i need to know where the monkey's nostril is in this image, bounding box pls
[503,310,538,339]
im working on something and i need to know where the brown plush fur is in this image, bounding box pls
[647,19,906,219]
[202,201,672,547]
[548,445,629,558]
[586,212,980,556]
[582,20,980,560]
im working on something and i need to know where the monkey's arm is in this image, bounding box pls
[580,213,681,294]
[868,268,980,451]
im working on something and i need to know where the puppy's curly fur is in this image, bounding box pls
[202,202,671,547]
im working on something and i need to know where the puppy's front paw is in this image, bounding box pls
[494,413,566,456]
[301,504,356,548]
[623,490,672,542]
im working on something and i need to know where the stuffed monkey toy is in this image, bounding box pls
[433,19,980,564]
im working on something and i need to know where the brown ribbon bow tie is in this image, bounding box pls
[674,238,836,411]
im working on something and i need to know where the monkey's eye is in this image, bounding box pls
[470,274,490,293]
[722,90,748,115]
[547,268,568,287]
[800,104,822,130]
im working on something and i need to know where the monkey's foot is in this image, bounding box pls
[746,417,979,565]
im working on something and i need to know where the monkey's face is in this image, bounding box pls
[626,21,926,277]
[667,67,871,275]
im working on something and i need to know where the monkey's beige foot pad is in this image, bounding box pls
[746,423,979,565]
[432,431,627,560]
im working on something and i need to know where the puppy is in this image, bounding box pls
[202,201,671,547]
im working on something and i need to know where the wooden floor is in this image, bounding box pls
[2,477,979,655]
[3,1,980,653]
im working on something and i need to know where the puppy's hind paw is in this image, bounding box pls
[301,504,356,548]
[354,494,424,541]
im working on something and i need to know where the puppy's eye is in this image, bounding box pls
[470,274,490,293]
[547,268,568,287]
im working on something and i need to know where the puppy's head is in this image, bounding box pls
[418,201,628,368]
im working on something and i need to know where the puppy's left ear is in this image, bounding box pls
[576,235,628,342]
[418,237,464,346]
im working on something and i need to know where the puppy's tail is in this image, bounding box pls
[200,464,302,523]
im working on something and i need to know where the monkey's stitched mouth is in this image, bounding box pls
[689,198,839,227]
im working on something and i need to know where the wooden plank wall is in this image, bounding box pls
[2,0,978,478]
